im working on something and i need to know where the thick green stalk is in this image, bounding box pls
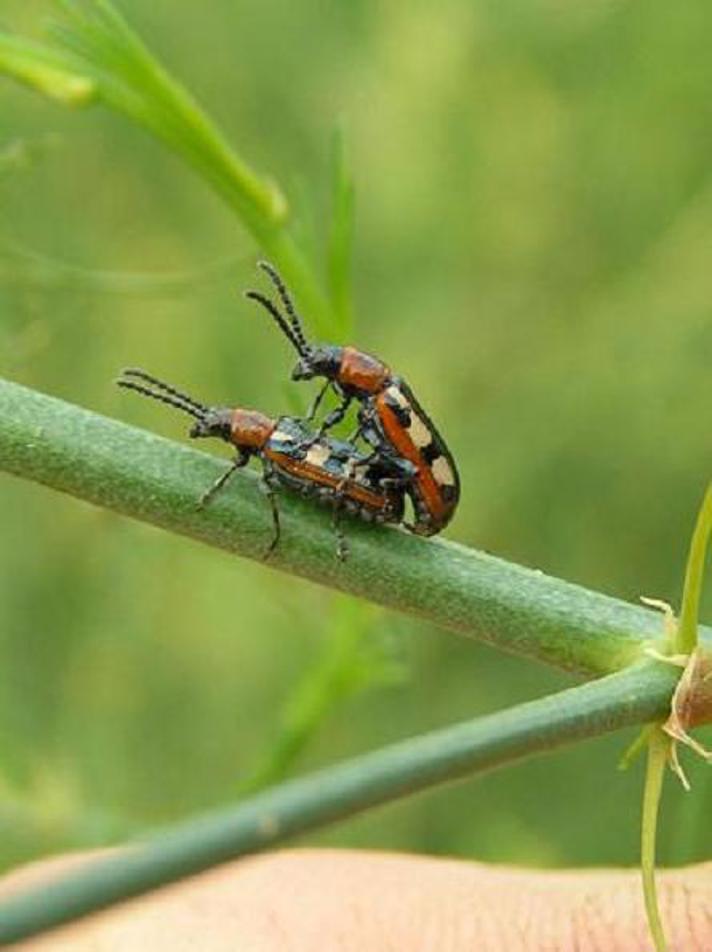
[0,377,689,675]
[0,662,679,944]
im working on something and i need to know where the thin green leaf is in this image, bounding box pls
[618,723,654,771]
[238,597,403,795]
[641,726,670,952]
[0,239,242,294]
[0,35,95,105]
[676,483,712,655]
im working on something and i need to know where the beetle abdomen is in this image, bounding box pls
[375,379,459,534]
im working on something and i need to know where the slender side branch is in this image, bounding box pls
[0,662,680,944]
[0,5,332,329]
[0,34,95,105]
[1,377,705,675]
[641,727,670,952]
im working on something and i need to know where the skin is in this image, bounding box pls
[2,849,712,950]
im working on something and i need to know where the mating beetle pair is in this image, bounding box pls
[248,262,460,537]
[117,263,459,558]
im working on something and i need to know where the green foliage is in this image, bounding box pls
[0,0,330,327]
[326,126,355,341]
[48,1,286,227]
[0,0,389,827]
[237,597,403,795]
[0,368,696,948]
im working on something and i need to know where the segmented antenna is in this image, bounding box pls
[245,289,309,358]
[257,261,312,357]
[120,368,208,414]
[116,369,207,421]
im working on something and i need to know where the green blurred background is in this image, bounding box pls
[2,0,712,875]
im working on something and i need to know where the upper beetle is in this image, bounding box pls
[246,261,460,536]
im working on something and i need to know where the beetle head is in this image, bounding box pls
[189,408,233,442]
[292,344,343,381]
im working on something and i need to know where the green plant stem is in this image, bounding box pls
[641,726,670,952]
[0,661,679,944]
[0,377,693,675]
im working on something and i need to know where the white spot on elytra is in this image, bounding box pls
[305,444,330,467]
[407,414,433,449]
[431,456,455,486]
[387,386,409,408]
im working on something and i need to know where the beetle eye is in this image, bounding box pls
[292,359,313,380]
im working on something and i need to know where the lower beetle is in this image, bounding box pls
[116,368,415,560]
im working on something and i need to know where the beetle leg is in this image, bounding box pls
[299,386,350,451]
[379,469,416,491]
[305,379,331,422]
[332,487,349,562]
[260,460,281,560]
[198,448,250,509]
[348,405,382,448]
[353,445,416,483]
[316,393,353,438]
[331,459,357,562]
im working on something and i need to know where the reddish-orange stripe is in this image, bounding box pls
[375,394,448,522]
[264,448,390,511]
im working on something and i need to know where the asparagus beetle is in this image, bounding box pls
[116,368,415,559]
[247,262,460,536]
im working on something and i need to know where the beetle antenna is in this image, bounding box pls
[245,289,309,358]
[119,368,208,413]
[116,374,206,421]
[257,261,312,357]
